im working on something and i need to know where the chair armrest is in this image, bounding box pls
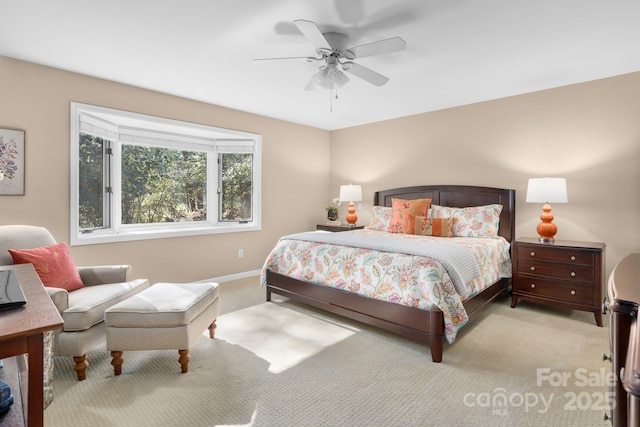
[45,287,69,314]
[77,265,132,286]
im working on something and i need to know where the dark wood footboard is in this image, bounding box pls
[266,270,511,362]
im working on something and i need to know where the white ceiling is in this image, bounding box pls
[2,0,639,131]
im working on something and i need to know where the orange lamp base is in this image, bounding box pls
[536,203,558,243]
[345,201,358,227]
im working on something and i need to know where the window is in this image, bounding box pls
[70,103,261,246]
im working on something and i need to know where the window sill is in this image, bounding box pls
[70,222,261,246]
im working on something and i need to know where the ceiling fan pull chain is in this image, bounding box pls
[330,84,340,112]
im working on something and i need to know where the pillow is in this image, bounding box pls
[389,198,432,234]
[429,204,503,238]
[414,216,454,237]
[367,206,393,232]
[9,242,84,291]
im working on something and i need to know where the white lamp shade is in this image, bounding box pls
[339,184,362,202]
[526,177,568,203]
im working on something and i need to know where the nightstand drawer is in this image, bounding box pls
[517,244,594,266]
[514,277,594,304]
[517,259,594,283]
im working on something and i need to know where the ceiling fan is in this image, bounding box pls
[255,19,407,93]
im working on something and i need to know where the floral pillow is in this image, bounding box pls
[429,204,503,238]
[389,198,432,234]
[367,206,393,232]
[414,216,454,237]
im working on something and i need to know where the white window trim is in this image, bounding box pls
[70,102,262,246]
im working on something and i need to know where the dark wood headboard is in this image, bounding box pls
[373,185,516,243]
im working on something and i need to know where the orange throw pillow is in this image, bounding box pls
[389,198,432,234]
[414,216,454,237]
[9,242,84,291]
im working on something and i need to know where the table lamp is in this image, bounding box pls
[526,177,568,243]
[339,184,362,227]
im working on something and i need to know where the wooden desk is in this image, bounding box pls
[0,264,63,427]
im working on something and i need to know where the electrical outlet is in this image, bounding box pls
[238,249,244,258]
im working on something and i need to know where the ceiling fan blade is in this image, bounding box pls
[348,37,406,59]
[293,19,331,50]
[343,62,389,86]
[253,56,319,62]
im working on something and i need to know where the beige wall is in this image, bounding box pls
[2,55,638,283]
[0,56,331,284]
[331,72,640,277]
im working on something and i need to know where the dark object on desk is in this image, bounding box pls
[0,379,14,413]
[0,270,26,310]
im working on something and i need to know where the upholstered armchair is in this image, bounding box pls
[0,225,149,381]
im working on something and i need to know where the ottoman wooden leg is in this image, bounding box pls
[208,320,217,339]
[111,351,124,376]
[179,349,190,373]
[73,355,89,381]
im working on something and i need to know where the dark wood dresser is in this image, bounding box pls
[607,253,640,426]
[511,238,606,326]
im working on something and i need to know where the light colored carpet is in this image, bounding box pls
[44,279,611,426]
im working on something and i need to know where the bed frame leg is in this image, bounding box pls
[266,286,271,302]
[430,335,443,363]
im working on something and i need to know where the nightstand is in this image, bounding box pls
[316,224,364,232]
[511,238,606,326]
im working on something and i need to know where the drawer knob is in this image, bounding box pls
[530,266,536,271]
[530,251,535,257]
[570,272,576,277]
[570,290,576,295]
[530,283,536,289]
[570,255,576,261]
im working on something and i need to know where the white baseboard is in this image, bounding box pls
[199,269,261,284]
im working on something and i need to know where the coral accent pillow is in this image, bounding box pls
[389,198,432,234]
[367,206,393,232]
[9,242,84,291]
[414,216,454,237]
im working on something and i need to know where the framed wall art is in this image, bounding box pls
[0,128,25,195]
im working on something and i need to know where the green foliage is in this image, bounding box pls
[78,134,105,229]
[220,153,252,221]
[121,145,206,224]
[78,133,254,229]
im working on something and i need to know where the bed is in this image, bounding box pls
[263,185,516,362]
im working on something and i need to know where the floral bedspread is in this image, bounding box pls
[261,229,512,343]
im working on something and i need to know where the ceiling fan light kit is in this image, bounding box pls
[255,19,406,110]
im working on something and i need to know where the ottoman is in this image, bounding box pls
[105,281,219,375]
